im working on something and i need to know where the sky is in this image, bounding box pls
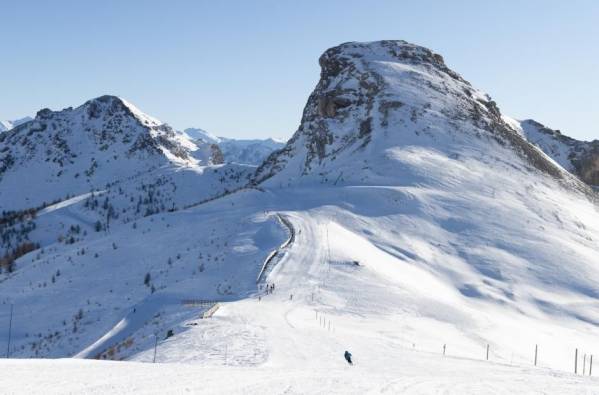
[0,0,598,141]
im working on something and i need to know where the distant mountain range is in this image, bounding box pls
[184,128,285,165]
[0,116,33,132]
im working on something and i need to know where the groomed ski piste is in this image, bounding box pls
[2,185,599,394]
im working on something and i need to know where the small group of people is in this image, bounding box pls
[264,283,275,295]
[258,283,276,301]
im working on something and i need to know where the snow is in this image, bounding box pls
[184,127,285,165]
[0,116,32,132]
[1,40,599,394]
[184,127,222,144]
[0,96,230,213]
[517,119,576,171]
[119,97,162,127]
[1,352,598,394]
[38,191,104,215]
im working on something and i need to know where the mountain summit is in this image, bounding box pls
[255,40,580,190]
[0,95,215,211]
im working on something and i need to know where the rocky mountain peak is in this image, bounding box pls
[254,40,573,188]
[318,40,464,85]
[0,96,206,210]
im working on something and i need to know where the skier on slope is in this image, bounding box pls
[344,350,353,365]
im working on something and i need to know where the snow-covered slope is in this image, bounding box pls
[0,96,253,257]
[510,118,599,186]
[0,96,225,212]
[2,351,598,394]
[184,128,285,165]
[2,40,599,394]
[0,116,32,132]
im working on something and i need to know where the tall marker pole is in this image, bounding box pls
[152,335,158,363]
[6,304,13,358]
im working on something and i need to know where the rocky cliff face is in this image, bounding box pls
[254,40,580,190]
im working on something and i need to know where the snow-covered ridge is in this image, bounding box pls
[514,119,599,186]
[0,116,33,132]
[184,128,222,144]
[0,95,226,212]
[184,128,285,165]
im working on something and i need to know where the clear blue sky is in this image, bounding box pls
[1,0,598,140]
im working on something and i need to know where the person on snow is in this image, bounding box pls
[344,350,353,365]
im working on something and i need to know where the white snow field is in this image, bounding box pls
[1,351,597,394]
[2,40,599,394]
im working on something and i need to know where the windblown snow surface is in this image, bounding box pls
[1,41,599,394]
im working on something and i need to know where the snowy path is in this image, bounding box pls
[256,213,295,283]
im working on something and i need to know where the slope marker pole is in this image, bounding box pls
[486,344,489,361]
[575,348,578,374]
[534,344,538,366]
[6,304,13,358]
[590,355,593,376]
[584,354,587,375]
[152,335,158,363]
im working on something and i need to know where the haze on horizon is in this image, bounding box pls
[0,0,597,141]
